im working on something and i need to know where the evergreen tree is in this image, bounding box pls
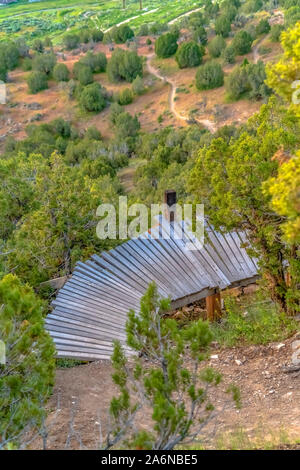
[232,30,253,55]
[107,49,143,83]
[196,61,224,90]
[106,283,239,450]
[0,274,55,449]
[155,33,178,58]
[27,71,48,94]
[80,82,106,111]
[53,63,70,82]
[264,151,300,245]
[188,98,300,314]
[215,15,231,37]
[208,35,226,58]
[175,41,204,68]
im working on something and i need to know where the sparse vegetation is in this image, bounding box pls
[211,292,298,347]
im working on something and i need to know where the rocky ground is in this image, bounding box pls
[30,332,300,450]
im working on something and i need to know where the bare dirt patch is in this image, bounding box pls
[31,334,300,450]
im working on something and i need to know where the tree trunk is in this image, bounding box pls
[123,0,126,9]
[139,0,143,10]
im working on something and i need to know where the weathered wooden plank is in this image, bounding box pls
[116,241,179,296]
[46,215,259,362]
[109,244,172,298]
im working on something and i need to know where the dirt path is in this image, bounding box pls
[117,158,146,193]
[146,54,216,132]
[32,334,300,449]
[168,7,204,26]
[104,8,159,33]
[253,36,267,64]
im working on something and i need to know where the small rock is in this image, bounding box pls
[275,343,285,350]
[235,359,242,366]
[291,340,300,351]
[26,102,42,110]
[291,340,300,365]
[210,354,219,360]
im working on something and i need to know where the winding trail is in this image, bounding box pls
[146,54,216,133]
[168,7,204,25]
[253,36,266,64]
[104,8,159,33]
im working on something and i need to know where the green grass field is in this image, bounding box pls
[0,0,203,43]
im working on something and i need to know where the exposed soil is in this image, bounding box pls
[0,16,282,150]
[31,333,300,450]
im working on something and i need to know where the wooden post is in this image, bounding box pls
[164,190,176,223]
[206,291,221,322]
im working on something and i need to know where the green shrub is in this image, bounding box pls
[118,87,134,105]
[256,19,271,36]
[16,38,29,58]
[79,29,91,44]
[211,293,298,346]
[53,63,69,82]
[208,35,226,58]
[27,71,48,94]
[132,75,145,95]
[85,126,102,141]
[270,24,284,42]
[107,49,143,83]
[242,0,263,13]
[155,32,178,58]
[109,102,124,125]
[222,45,236,64]
[232,30,253,55]
[215,15,231,37]
[32,39,44,53]
[175,41,204,68]
[90,28,104,42]
[0,64,7,82]
[225,65,250,99]
[80,82,106,112]
[225,61,271,100]
[111,24,134,44]
[196,61,224,90]
[79,52,107,73]
[138,24,149,36]
[63,33,80,50]
[22,57,32,72]
[32,53,56,75]
[73,63,93,85]
[114,112,140,139]
[106,283,235,450]
[0,274,55,448]
[192,26,208,45]
[43,37,53,49]
[0,41,19,71]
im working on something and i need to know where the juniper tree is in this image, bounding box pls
[0,274,55,449]
[189,98,300,314]
[106,283,239,450]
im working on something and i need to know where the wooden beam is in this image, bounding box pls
[206,291,221,322]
